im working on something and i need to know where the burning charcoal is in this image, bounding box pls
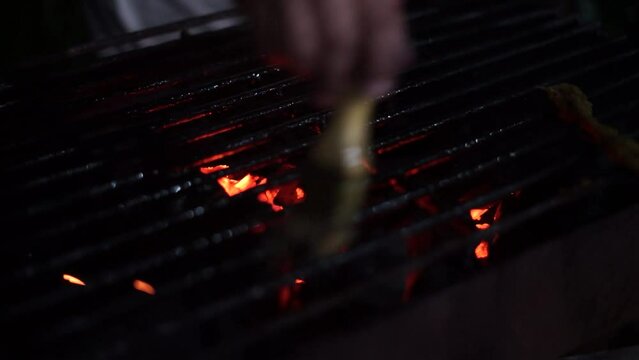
[273,181,303,206]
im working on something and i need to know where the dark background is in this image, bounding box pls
[0,1,637,73]
[0,1,89,68]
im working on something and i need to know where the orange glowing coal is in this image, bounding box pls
[199,164,229,174]
[475,241,490,259]
[470,208,490,221]
[257,186,305,212]
[295,278,305,285]
[218,173,265,197]
[201,164,265,197]
[63,274,86,286]
[467,196,516,260]
[133,280,156,295]
[201,164,305,212]
[469,204,500,259]
[470,204,502,230]
[258,189,284,212]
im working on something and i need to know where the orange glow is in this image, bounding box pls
[146,98,190,113]
[405,156,452,176]
[475,241,490,259]
[217,173,264,197]
[205,164,305,212]
[376,133,428,155]
[470,208,489,221]
[63,274,86,286]
[193,140,268,167]
[200,164,229,175]
[257,184,305,212]
[187,124,242,144]
[133,280,156,295]
[159,111,212,129]
[278,278,305,310]
[258,189,284,212]
[278,286,292,309]
[146,103,177,114]
[475,223,491,230]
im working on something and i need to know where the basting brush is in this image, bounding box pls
[281,93,375,258]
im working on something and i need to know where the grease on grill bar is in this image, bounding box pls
[1,2,639,359]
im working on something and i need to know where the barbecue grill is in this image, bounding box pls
[2,2,639,359]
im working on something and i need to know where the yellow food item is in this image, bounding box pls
[545,83,639,175]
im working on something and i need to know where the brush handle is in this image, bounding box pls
[283,94,374,257]
[310,94,374,175]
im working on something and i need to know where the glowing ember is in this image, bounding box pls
[295,278,305,285]
[258,189,284,212]
[217,173,264,197]
[63,274,86,286]
[466,196,517,260]
[470,208,490,221]
[133,280,156,295]
[204,164,305,212]
[200,164,229,175]
[475,223,491,230]
[475,241,490,259]
[257,184,305,212]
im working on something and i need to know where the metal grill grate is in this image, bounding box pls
[1,2,639,359]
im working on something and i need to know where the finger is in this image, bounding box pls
[280,0,320,77]
[359,0,413,98]
[311,0,361,106]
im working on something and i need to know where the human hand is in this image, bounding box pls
[240,0,414,106]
